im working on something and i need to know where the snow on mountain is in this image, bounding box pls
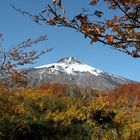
[26,57,133,89]
[35,57,102,76]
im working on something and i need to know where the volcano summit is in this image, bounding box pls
[26,57,132,89]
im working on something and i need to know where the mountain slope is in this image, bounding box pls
[27,57,133,90]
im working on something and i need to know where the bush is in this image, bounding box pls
[0,84,140,139]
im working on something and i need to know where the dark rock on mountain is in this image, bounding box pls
[25,57,133,90]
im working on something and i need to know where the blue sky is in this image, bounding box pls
[0,0,140,81]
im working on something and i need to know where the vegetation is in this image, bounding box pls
[13,0,140,58]
[0,34,50,87]
[1,83,140,140]
[1,0,140,139]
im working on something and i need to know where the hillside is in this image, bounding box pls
[1,83,140,139]
[25,57,133,90]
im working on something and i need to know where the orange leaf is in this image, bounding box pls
[114,16,120,20]
[92,37,98,42]
[107,35,114,43]
[108,20,114,28]
[85,28,92,34]
[95,27,100,34]
[114,44,120,48]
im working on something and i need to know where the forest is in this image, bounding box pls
[1,0,140,139]
[1,83,140,139]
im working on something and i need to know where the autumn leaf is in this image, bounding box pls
[113,16,120,20]
[94,27,100,34]
[52,0,57,3]
[114,44,120,48]
[32,16,39,23]
[107,35,114,43]
[85,28,92,34]
[112,25,119,32]
[122,45,128,49]
[108,20,114,28]
[92,36,98,42]
[90,0,98,5]
[94,10,103,18]
[19,0,140,58]
[57,0,62,8]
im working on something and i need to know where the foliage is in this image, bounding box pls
[13,0,140,58]
[0,34,50,87]
[1,83,140,140]
[110,83,140,106]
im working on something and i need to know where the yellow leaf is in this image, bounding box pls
[57,0,62,8]
[52,0,57,3]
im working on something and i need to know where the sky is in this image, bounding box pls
[0,0,140,82]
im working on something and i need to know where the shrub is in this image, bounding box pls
[0,84,140,139]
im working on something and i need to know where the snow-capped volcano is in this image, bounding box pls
[35,57,102,76]
[57,57,81,64]
[27,57,133,89]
